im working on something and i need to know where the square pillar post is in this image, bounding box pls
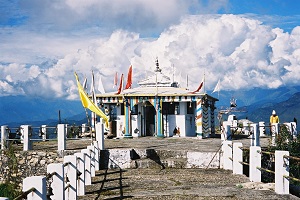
[222,140,233,170]
[64,155,77,200]
[74,152,85,196]
[47,163,65,200]
[233,142,243,175]
[81,149,91,186]
[249,146,261,182]
[23,176,46,200]
[58,124,67,151]
[95,122,104,150]
[21,125,32,151]
[1,125,8,149]
[275,150,289,194]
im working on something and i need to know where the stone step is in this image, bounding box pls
[132,157,187,169]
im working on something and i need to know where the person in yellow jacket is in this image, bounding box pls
[270,110,279,123]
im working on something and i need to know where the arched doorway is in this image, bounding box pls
[142,101,156,136]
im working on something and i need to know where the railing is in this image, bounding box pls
[8,139,102,199]
[13,187,36,200]
[222,140,300,195]
[0,123,99,151]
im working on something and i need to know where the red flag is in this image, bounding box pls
[113,72,118,88]
[115,74,123,94]
[125,65,132,89]
[190,78,204,94]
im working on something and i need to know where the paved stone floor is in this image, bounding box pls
[17,135,300,199]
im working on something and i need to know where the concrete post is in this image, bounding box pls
[87,145,96,177]
[21,125,32,151]
[47,163,65,200]
[81,123,87,134]
[271,123,279,146]
[275,151,289,195]
[259,121,266,137]
[233,142,243,175]
[95,122,104,150]
[222,141,233,170]
[23,176,46,200]
[74,153,85,196]
[1,125,8,149]
[291,122,297,139]
[64,155,77,200]
[249,146,261,182]
[93,141,100,171]
[81,149,91,186]
[41,125,47,141]
[250,123,260,147]
[242,121,250,135]
[222,122,232,141]
[58,124,67,151]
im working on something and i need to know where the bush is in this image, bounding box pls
[0,182,21,199]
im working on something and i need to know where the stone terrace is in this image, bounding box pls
[13,135,299,199]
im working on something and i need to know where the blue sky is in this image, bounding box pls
[1,0,300,100]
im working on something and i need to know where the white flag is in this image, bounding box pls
[97,73,106,94]
[82,77,87,91]
[90,71,97,104]
[212,79,220,93]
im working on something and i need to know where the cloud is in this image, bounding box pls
[1,14,300,100]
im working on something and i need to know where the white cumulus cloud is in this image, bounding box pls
[1,14,300,100]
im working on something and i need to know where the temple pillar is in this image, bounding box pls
[210,102,216,137]
[156,98,164,138]
[196,98,203,139]
[124,98,133,138]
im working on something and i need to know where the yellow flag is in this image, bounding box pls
[74,72,108,127]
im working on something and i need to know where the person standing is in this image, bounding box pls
[270,110,279,123]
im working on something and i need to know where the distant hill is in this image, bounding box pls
[1,86,300,129]
[0,95,86,126]
[240,92,300,124]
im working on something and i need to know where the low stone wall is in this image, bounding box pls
[0,148,221,188]
[0,149,78,187]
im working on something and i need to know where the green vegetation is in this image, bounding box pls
[0,182,21,199]
[0,145,22,199]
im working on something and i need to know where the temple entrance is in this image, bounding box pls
[142,102,156,136]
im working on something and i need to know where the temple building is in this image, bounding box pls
[95,59,218,138]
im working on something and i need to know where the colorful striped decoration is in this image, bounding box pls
[196,98,203,138]
[202,105,209,137]
[210,107,215,137]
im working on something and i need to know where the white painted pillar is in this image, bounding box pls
[58,124,67,151]
[242,121,250,135]
[95,122,104,150]
[222,141,233,170]
[47,163,65,200]
[81,123,87,134]
[1,125,8,150]
[81,149,92,186]
[64,155,77,200]
[93,141,100,171]
[233,142,243,175]
[249,146,261,182]
[21,125,32,151]
[23,176,46,200]
[41,125,47,141]
[87,145,96,177]
[250,123,260,146]
[222,122,232,141]
[271,123,279,146]
[291,122,297,139]
[74,152,85,196]
[259,121,266,137]
[275,151,289,195]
